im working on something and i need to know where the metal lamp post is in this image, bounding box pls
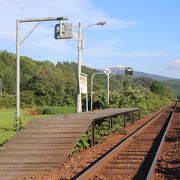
[90,67,133,111]
[107,67,133,106]
[77,21,106,113]
[90,72,105,111]
[16,16,70,132]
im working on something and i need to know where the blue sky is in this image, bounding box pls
[0,0,180,79]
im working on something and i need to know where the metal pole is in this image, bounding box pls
[138,110,141,119]
[91,121,95,146]
[109,118,113,129]
[123,114,126,128]
[90,72,104,111]
[90,75,94,111]
[18,16,68,23]
[86,93,88,112]
[77,22,82,113]
[16,20,20,132]
[20,22,41,45]
[15,16,69,130]
[107,74,109,106]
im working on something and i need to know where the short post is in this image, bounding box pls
[131,112,134,124]
[138,110,141,119]
[91,121,95,146]
[86,93,88,112]
[109,118,113,129]
[123,114,126,128]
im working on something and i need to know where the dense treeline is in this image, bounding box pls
[0,50,176,110]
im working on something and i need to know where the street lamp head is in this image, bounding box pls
[96,21,106,26]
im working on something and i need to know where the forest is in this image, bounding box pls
[0,50,177,114]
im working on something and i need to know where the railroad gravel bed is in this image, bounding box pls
[155,108,180,180]
[16,110,162,180]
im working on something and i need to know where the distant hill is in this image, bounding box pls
[133,71,180,97]
[105,68,178,81]
[104,69,180,97]
[162,79,180,98]
[133,71,176,81]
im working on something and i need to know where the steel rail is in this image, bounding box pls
[146,103,177,180]
[76,104,173,180]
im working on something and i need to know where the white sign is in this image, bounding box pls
[80,73,87,94]
[104,68,111,76]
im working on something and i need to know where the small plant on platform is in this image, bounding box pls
[13,117,24,131]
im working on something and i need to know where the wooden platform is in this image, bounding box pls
[0,108,138,180]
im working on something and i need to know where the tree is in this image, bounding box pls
[150,81,175,99]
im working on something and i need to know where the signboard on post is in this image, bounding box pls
[80,73,87,94]
[104,68,111,76]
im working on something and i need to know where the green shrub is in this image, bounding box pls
[36,106,75,115]
[0,94,15,108]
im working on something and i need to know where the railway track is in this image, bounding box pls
[75,104,178,180]
[149,104,180,179]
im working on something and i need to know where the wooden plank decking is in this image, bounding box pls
[0,108,138,180]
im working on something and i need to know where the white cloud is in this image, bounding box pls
[121,51,168,58]
[167,59,180,70]
[0,0,137,39]
[84,40,168,59]
[110,64,124,69]
[176,59,180,65]
[0,0,138,63]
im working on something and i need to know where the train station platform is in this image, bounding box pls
[0,108,139,179]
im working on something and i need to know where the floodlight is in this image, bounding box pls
[125,67,133,75]
[55,23,73,39]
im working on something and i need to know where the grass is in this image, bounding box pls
[0,106,76,145]
[36,106,76,115]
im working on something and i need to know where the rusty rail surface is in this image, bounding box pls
[76,104,176,180]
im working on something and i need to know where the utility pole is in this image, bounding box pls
[77,22,82,113]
